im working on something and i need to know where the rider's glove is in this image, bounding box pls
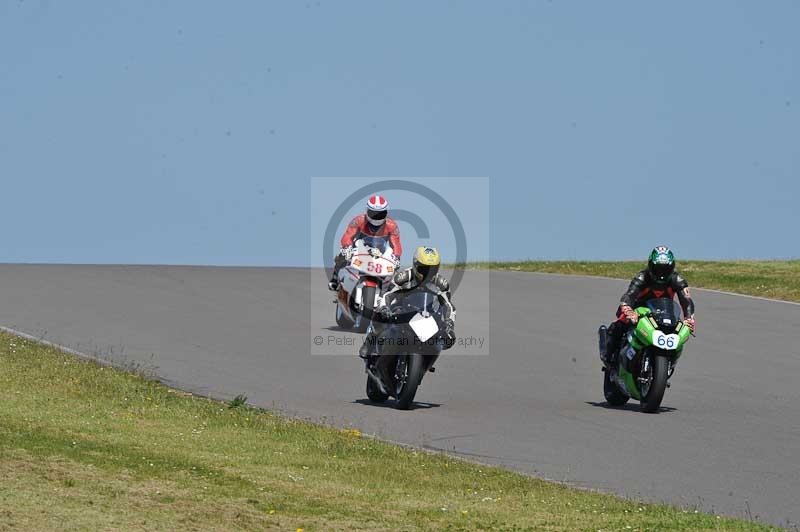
[369,247,382,258]
[621,305,638,324]
[339,246,354,260]
[684,316,696,333]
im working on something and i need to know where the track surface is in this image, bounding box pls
[0,265,798,527]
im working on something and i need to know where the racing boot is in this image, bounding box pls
[360,330,383,371]
[328,267,340,291]
[328,255,347,291]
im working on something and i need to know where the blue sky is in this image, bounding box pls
[1,1,797,265]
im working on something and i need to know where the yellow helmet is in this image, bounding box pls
[412,246,441,282]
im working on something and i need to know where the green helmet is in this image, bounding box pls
[648,246,675,284]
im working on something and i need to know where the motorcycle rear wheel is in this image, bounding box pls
[394,354,425,410]
[640,354,669,413]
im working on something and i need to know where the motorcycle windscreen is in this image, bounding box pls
[646,297,683,327]
[409,313,439,342]
[386,289,440,315]
[360,236,388,254]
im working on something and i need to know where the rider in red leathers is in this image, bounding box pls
[328,194,403,291]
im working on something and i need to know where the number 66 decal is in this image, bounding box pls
[653,331,679,350]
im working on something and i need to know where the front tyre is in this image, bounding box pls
[354,285,377,333]
[603,369,629,407]
[394,354,425,410]
[640,354,669,413]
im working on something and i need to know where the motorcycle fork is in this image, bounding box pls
[666,359,675,387]
[637,355,651,386]
[636,354,675,388]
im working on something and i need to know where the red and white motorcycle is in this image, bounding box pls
[335,236,397,332]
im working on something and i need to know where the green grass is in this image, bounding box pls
[465,260,800,303]
[0,332,779,531]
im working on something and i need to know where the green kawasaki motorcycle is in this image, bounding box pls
[599,298,692,413]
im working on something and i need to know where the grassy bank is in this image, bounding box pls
[0,331,777,531]
[467,261,800,303]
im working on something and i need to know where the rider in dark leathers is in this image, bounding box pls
[602,246,696,366]
[359,246,456,363]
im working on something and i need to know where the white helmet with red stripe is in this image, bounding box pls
[366,194,388,226]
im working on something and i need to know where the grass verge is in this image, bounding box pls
[466,261,800,303]
[0,331,777,531]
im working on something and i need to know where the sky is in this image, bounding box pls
[1,1,798,265]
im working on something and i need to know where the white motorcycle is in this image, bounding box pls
[335,236,397,332]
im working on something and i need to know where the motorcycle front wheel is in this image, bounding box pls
[354,285,377,333]
[640,353,669,413]
[394,354,425,410]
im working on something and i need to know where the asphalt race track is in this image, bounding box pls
[0,264,798,528]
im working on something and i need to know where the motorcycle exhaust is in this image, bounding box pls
[598,325,608,358]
